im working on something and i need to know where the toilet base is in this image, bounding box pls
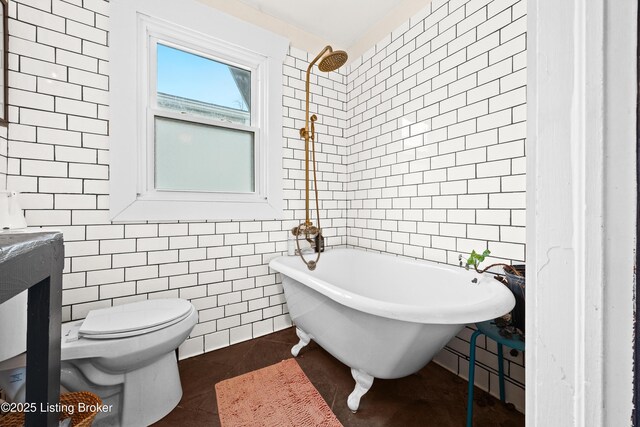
[62,351,182,427]
[121,351,182,426]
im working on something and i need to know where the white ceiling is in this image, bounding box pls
[197,0,433,62]
[237,0,404,49]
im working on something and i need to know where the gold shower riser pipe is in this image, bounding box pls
[302,46,333,226]
[300,45,348,227]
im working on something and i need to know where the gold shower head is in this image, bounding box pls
[318,50,348,72]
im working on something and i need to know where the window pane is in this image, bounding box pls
[155,117,255,193]
[156,44,251,125]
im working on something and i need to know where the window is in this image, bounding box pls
[149,40,256,195]
[109,0,288,221]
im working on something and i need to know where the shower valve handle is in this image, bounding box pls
[292,224,319,237]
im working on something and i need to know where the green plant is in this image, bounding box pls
[466,249,491,270]
[463,249,523,276]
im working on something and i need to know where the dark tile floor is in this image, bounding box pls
[154,327,524,427]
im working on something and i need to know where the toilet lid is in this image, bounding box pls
[79,299,194,338]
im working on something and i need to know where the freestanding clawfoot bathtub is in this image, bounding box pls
[269,248,515,412]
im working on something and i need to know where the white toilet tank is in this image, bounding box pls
[0,291,28,404]
[0,291,27,363]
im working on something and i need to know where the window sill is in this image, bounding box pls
[110,197,282,222]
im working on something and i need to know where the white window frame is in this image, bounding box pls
[110,0,288,221]
[143,24,262,201]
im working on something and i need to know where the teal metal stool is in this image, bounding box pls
[466,320,524,427]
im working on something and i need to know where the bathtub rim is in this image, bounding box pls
[270,248,516,325]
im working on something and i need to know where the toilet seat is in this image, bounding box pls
[79,299,195,339]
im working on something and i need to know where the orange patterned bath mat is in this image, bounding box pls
[215,358,343,427]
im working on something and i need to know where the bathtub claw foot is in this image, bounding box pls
[347,368,374,412]
[291,328,311,357]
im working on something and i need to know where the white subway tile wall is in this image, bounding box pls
[6,0,348,358]
[344,0,526,411]
[6,0,525,412]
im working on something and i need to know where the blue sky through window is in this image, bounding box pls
[157,44,249,112]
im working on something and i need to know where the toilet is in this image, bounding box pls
[0,298,198,427]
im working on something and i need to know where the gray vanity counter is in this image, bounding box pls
[0,231,64,427]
